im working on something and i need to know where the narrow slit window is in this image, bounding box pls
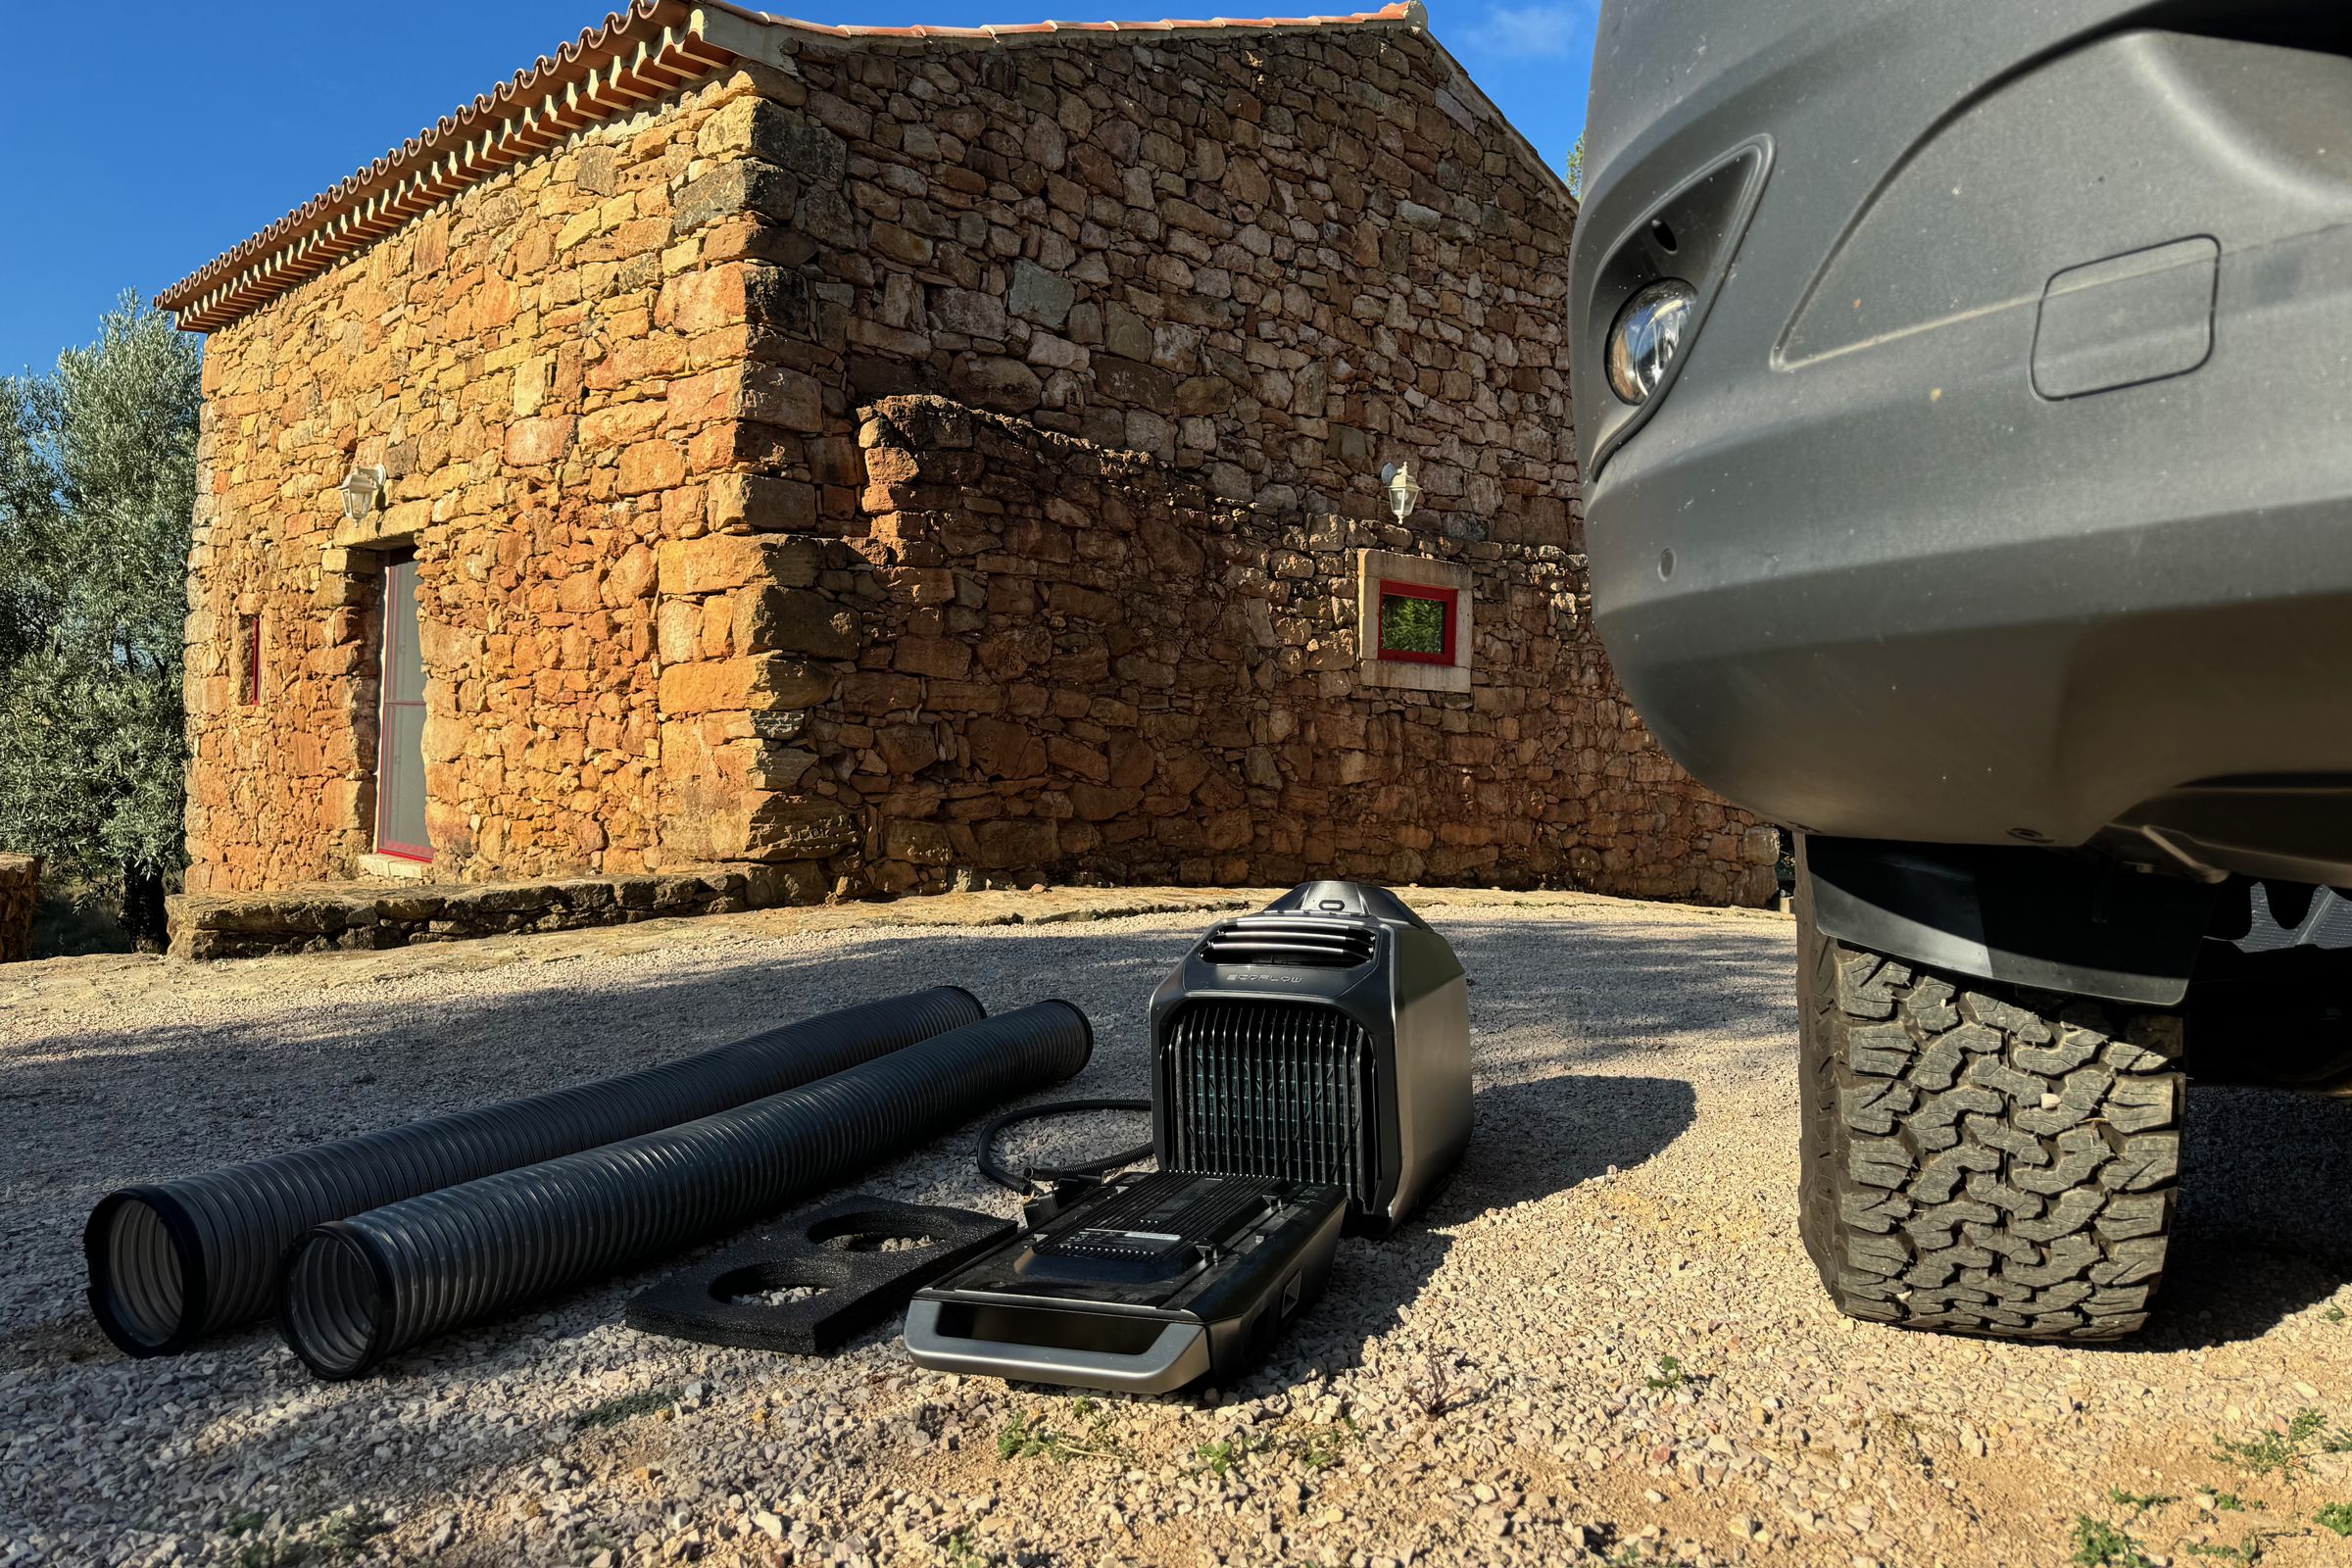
[239,615,262,707]
[1375,580,1457,665]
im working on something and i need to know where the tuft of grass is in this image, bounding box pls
[1297,1416,1360,1472]
[944,1530,993,1567]
[2212,1409,2328,1478]
[1606,1547,1673,1568]
[2182,1532,2277,1565]
[571,1388,679,1432]
[2317,1503,2352,1539]
[1189,1417,1358,1477]
[1410,1354,1453,1419]
[1191,1433,1271,1476]
[2071,1515,2156,1568]
[2106,1489,2178,1518]
[318,1509,388,1561]
[1644,1354,1686,1392]
[997,1407,1122,1464]
[2211,1494,2257,1512]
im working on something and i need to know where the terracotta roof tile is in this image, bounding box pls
[757,4,1416,41]
[157,1,1426,334]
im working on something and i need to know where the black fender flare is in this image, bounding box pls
[1801,833,2220,1006]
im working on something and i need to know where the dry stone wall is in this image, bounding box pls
[713,20,1580,534]
[183,71,776,894]
[796,396,1774,903]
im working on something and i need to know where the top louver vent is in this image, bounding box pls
[1199,916,1377,968]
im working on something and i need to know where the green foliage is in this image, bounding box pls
[1605,1545,1673,1568]
[317,1509,388,1561]
[232,1537,308,1568]
[2070,1514,2155,1568]
[1189,1419,1357,1477]
[0,294,200,939]
[570,1387,678,1431]
[943,1532,993,1567]
[1378,591,1446,657]
[2212,1409,2328,1478]
[1565,131,1587,200]
[1644,1354,1686,1392]
[997,1406,1121,1464]
[2318,1502,2352,1537]
[1191,1435,1261,1475]
[2107,1490,2178,1516]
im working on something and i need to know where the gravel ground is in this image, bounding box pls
[4,889,2352,1568]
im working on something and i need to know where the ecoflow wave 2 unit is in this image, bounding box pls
[1153,879,1471,1233]
[905,882,1471,1393]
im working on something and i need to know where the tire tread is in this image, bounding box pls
[1796,888,2183,1341]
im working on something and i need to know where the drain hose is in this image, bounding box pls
[278,1001,1094,1379]
[86,987,985,1357]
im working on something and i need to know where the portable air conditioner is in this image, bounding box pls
[1150,880,1471,1233]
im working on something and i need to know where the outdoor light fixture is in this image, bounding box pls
[1381,461,1422,523]
[1605,279,1696,405]
[338,466,388,524]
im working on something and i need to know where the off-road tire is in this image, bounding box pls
[1795,878,2185,1341]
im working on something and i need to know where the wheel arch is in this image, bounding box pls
[1800,833,2221,1007]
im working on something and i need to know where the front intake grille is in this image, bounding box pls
[1198,916,1377,969]
[1164,1001,1373,1205]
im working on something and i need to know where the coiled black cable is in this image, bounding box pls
[974,1099,1153,1192]
[86,987,984,1356]
[278,1002,1094,1379]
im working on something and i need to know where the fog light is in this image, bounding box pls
[1605,279,1696,405]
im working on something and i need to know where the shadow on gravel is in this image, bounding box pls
[1277,1072,1699,1384]
[1446,915,1796,1073]
[2135,1084,2352,1349]
[1440,1074,1701,1217]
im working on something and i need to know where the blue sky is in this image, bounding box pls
[0,0,1594,377]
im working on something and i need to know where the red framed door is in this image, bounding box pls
[375,556,432,861]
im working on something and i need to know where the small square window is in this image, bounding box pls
[239,616,263,707]
[1357,548,1471,694]
[1376,580,1457,665]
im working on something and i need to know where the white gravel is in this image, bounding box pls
[3,891,2351,1567]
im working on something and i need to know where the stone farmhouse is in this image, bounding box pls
[157,0,1775,956]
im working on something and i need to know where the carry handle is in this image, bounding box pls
[902,1299,1210,1394]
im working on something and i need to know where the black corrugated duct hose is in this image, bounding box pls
[278,1001,1094,1379]
[87,987,985,1357]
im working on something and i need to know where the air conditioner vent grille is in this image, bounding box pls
[1198,916,1377,969]
[1164,1001,1373,1206]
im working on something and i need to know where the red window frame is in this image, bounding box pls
[239,616,263,707]
[1374,579,1459,665]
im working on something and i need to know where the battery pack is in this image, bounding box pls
[903,1171,1345,1394]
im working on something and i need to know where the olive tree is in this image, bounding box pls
[0,296,201,945]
